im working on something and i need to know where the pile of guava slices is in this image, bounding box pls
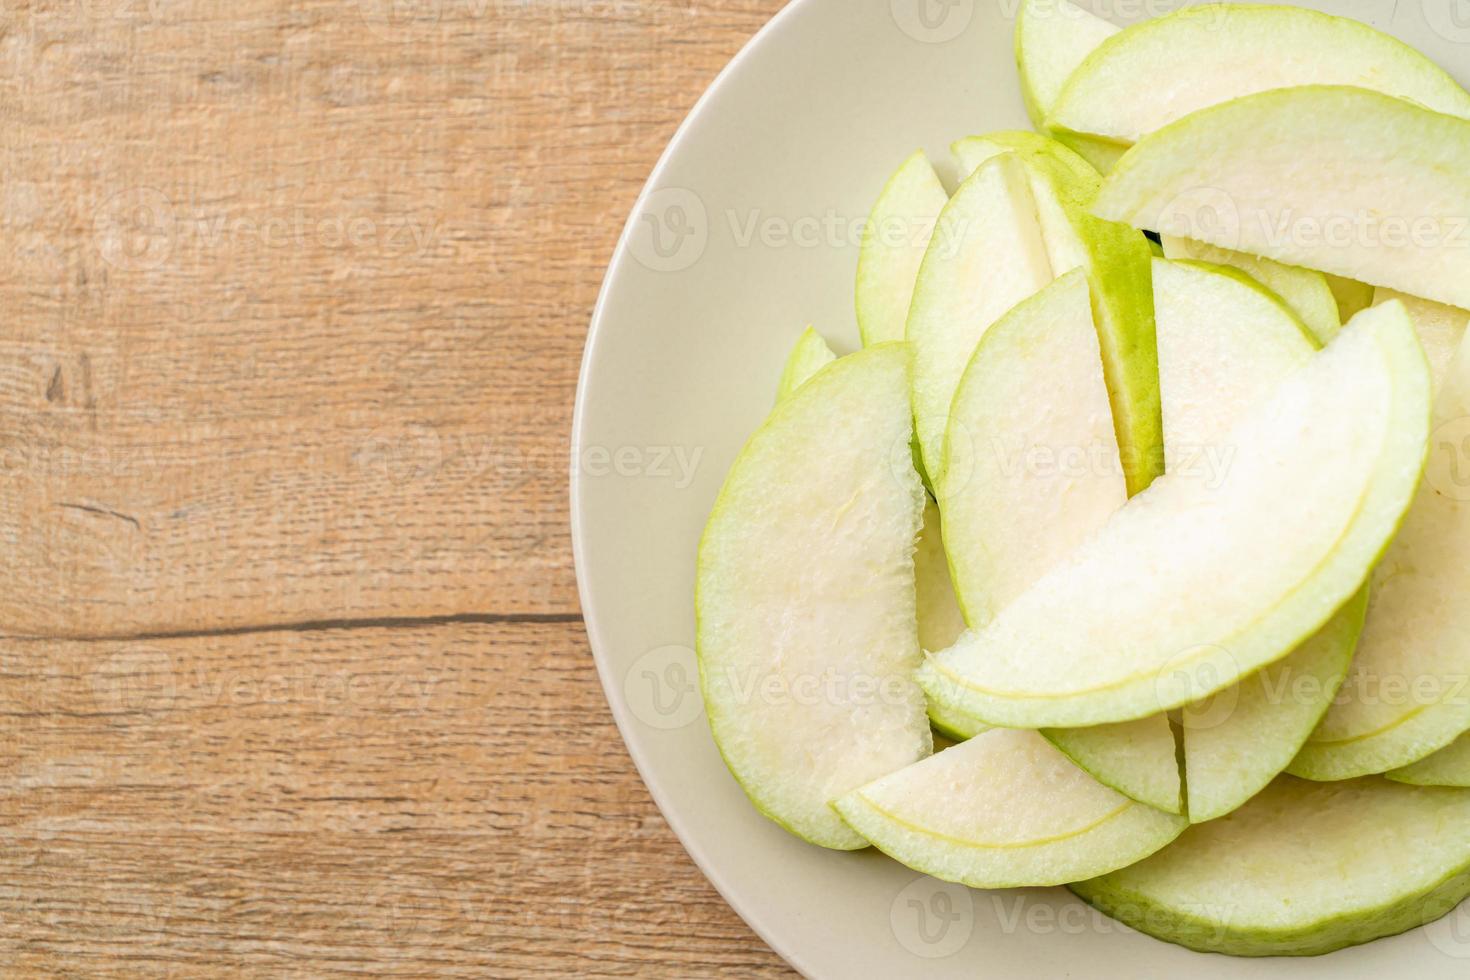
[695,1,1470,958]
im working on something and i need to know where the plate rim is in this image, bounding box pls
[569,1,819,974]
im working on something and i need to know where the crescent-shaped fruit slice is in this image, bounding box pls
[1050,4,1470,151]
[1014,0,1118,130]
[833,728,1188,888]
[1159,236,1340,345]
[1147,261,1359,821]
[1122,259,1363,821]
[931,133,1158,765]
[697,344,930,849]
[945,131,1161,496]
[773,326,836,402]
[919,302,1430,730]
[938,270,1125,628]
[907,153,1053,482]
[1292,311,1470,780]
[855,151,948,347]
[1149,259,1316,458]
[1042,259,1351,818]
[1390,735,1470,788]
[1044,715,1182,815]
[1094,86,1470,310]
[1182,587,1367,823]
[937,258,1368,812]
[1070,775,1470,956]
[928,267,1142,794]
[926,698,987,743]
[775,331,963,721]
[1373,289,1470,391]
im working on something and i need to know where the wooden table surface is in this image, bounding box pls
[1,0,794,973]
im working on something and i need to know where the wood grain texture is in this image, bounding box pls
[1,622,791,975]
[1,0,795,973]
[0,0,784,637]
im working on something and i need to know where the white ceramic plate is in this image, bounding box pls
[571,1,1470,975]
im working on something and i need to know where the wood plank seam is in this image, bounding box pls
[0,611,586,645]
